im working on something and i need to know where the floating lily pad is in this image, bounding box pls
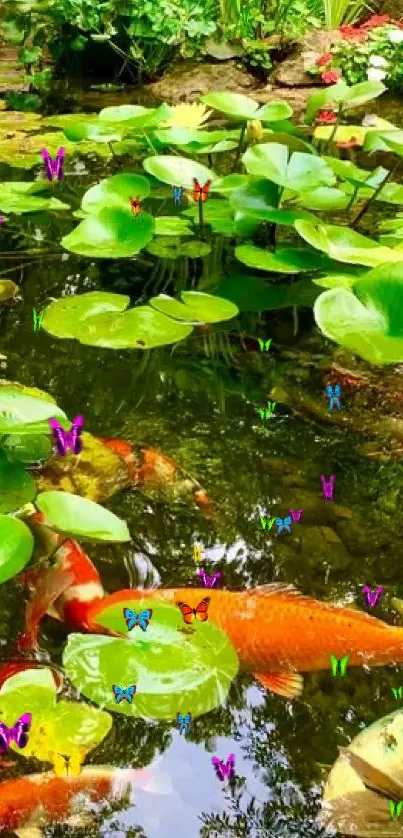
[206,272,321,311]
[81,174,151,215]
[99,103,172,130]
[64,122,122,144]
[230,178,317,224]
[242,143,335,192]
[78,307,194,349]
[2,433,52,465]
[154,217,194,237]
[61,208,155,259]
[42,291,130,340]
[182,199,236,236]
[235,243,332,273]
[143,155,215,189]
[63,598,239,720]
[0,180,69,214]
[35,491,131,542]
[149,291,238,323]
[0,387,66,434]
[0,513,34,582]
[0,450,36,512]
[146,238,211,259]
[200,92,292,122]
[295,220,398,267]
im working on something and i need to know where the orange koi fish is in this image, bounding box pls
[0,765,151,835]
[87,584,403,700]
[100,437,215,515]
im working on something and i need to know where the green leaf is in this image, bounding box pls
[343,80,385,108]
[314,263,403,365]
[200,91,261,120]
[36,491,131,542]
[207,272,321,311]
[242,143,335,191]
[0,513,34,583]
[235,243,333,273]
[0,181,69,215]
[77,307,194,349]
[323,157,388,190]
[81,174,151,215]
[99,103,173,131]
[149,291,238,323]
[0,450,36,512]
[64,122,122,143]
[18,46,42,64]
[182,199,236,236]
[305,82,350,125]
[210,174,250,195]
[63,597,239,719]
[42,291,130,340]
[255,101,293,122]
[295,220,397,267]
[154,216,194,237]
[0,388,66,434]
[61,208,155,258]
[296,187,350,211]
[143,155,215,189]
[229,178,317,224]
[2,433,52,465]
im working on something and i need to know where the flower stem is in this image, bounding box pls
[325,104,343,153]
[232,124,246,173]
[353,159,401,226]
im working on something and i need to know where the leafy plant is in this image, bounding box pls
[321,0,370,29]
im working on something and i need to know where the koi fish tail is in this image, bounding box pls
[15,563,75,652]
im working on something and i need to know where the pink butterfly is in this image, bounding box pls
[41,147,65,181]
[49,415,84,456]
[363,585,384,608]
[198,569,221,588]
[212,753,235,781]
[289,508,303,522]
[0,713,31,751]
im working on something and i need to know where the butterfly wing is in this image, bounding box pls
[55,148,65,181]
[112,685,124,703]
[325,384,333,397]
[138,609,153,632]
[67,752,83,777]
[176,601,195,625]
[211,573,221,587]
[41,148,54,181]
[67,415,84,455]
[49,418,68,456]
[334,384,341,397]
[0,723,11,752]
[184,712,192,732]
[198,569,207,587]
[201,179,212,202]
[212,756,225,781]
[124,685,137,704]
[130,196,141,215]
[195,597,210,622]
[193,178,201,202]
[123,607,138,631]
[265,339,272,351]
[12,713,31,749]
[226,753,236,779]
[52,753,68,777]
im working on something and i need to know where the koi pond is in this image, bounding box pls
[1,81,403,838]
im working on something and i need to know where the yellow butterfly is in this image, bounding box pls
[51,751,83,777]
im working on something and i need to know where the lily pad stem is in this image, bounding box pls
[326,104,343,153]
[353,159,401,226]
[232,124,246,173]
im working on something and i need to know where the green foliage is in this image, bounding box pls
[321,0,368,29]
[310,21,403,90]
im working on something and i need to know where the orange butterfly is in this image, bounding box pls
[176,596,210,624]
[130,196,141,215]
[193,178,211,203]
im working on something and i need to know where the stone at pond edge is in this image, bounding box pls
[271,29,342,87]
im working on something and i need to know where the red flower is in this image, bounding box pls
[339,24,368,41]
[316,52,333,66]
[337,137,360,148]
[360,14,391,28]
[316,109,338,124]
[321,69,342,84]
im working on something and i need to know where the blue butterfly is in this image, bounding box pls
[172,185,183,206]
[275,516,292,534]
[112,684,137,704]
[177,712,192,735]
[123,607,153,632]
[325,384,342,412]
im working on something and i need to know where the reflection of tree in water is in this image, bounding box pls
[47,786,148,837]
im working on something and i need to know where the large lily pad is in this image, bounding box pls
[63,598,239,720]
[64,121,122,143]
[143,155,215,189]
[295,220,397,267]
[35,491,131,542]
[206,272,321,311]
[99,103,173,130]
[2,433,52,466]
[77,307,194,349]
[0,180,69,214]
[81,174,151,215]
[235,244,334,273]
[0,387,66,435]
[0,450,36,513]
[314,263,403,365]
[42,291,130,340]
[242,143,335,192]
[229,178,317,224]
[200,92,292,122]
[305,80,385,125]
[0,513,34,583]
[149,291,238,323]
[61,208,155,258]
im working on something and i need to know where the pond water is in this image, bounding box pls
[1,86,403,838]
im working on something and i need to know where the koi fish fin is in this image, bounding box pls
[16,565,74,650]
[318,789,403,837]
[344,748,403,801]
[254,671,303,699]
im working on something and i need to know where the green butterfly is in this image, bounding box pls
[392,686,403,700]
[329,654,349,678]
[389,800,403,819]
[32,308,45,333]
[258,338,272,352]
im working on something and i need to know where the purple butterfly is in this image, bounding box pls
[198,569,221,588]
[41,147,65,182]
[289,508,303,522]
[212,753,235,781]
[363,585,384,608]
[0,713,31,751]
[49,415,84,456]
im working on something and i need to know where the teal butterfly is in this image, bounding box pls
[329,654,349,678]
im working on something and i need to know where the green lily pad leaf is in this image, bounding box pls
[153,127,224,146]
[230,178,317,224]
[186,139,237,154]
[45,699,112,756]
[297,187,350,211]
[42,114,94,129]
[200,91,261,120]
[143,155,215,189]
[255,101,293,122]
[61,208,155,258]
[305,81,350,124]
[181,241,211,257]
[78,306,194,348]
[154,217,194,237]
[314,263,403,364]
[0,450,36,512]
[0,388,66,434]
[36,491,131,542]
[64,122,122,143]
[42,291,130,340]
[0,669,55,716]
[312,274,358,289]
[210,174,250,195]
[343,80,386,109]
[323,158,388,191]
[243,143,335,191]
[63,599,239,719]
[262,131,315,155]
[295,220,397,267]
[207,272,321,311]
[99,103,172,131]
[2,433,52,465]
[149,291,238,323]
[99,105,153,123]
[235,244,332,273]
[0,181,69,214]
[182,199,236,236]
[145,237,183,259]
[0,513,34,582]
[81,174,150,215]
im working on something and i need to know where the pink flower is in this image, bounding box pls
[316,52,333,66]
[321,69,342,84]
[339,24,368,41]
[361,14,391,28]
